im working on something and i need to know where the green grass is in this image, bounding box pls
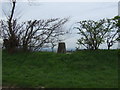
[2,50,119,88]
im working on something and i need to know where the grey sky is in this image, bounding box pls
[0,2,118,50]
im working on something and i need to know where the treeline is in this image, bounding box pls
[0,1,120,53]
[75,17,120,50]
[1,1,69,53]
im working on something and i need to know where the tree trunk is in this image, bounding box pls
[57,42,66,53]
[108,46,110,50]
[94,46,98,50]
[51,47,54,52]
[23,44,28,52]
[107,43,112,50]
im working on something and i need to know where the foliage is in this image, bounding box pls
[113,16,120,41]
[105,18,118,49]
[75,18,118,50]
[75,19,108,50]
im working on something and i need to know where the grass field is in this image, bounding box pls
[2,50,119,88]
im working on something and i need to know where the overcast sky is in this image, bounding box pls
[0,1,119,50]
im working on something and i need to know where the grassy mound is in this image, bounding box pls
[2,50,119,88]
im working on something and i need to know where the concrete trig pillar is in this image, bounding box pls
[57,42,66,53]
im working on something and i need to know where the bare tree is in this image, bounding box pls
[19,18,68,51]
[1,0,69,52]
[1,0,20,53]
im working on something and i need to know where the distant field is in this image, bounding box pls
[2,50,119,88]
